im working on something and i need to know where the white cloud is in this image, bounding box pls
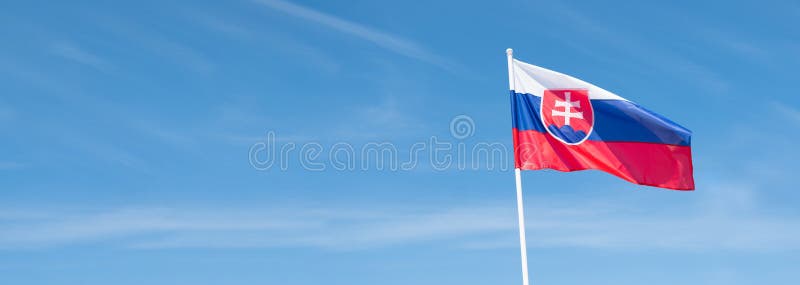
[0,101,15,124]
[544,2,730,94]
[332,95,426,139]
[56,130,149,172]
[50,42,112,72]
[252,0,457,72]
[1,187,797,252]
[187,10,343,74]
[0,161,25,170]
[772,102,800,125]
[94,16,215,73]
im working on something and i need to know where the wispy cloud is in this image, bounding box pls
[701,30,770,63]
[138,34,215,73]
[2,186,797,251]
[332,95,426,139]
[772,102,800,125]
[0,204,512,249]
[252,0,457,72]
[50,42,112,72]
[187,10,342,73]
[0,101,15,124]
[57,130,149,172]
[190,12,254,40]
[0,161,25,170]
[94,16,215,73]
[543,2,729,94]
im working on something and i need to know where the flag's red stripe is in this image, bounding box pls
[513,129,694,190]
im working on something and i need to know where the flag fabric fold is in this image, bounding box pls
[510,59,694,190]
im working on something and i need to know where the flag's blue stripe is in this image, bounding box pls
[510,91,692,146]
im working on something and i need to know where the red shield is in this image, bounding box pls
[540,89,594,145]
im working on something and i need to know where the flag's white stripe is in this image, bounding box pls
[512,59,626,101]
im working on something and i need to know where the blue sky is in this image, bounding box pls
[1,0,799,284]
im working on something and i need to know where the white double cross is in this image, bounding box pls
[551,92,584,126]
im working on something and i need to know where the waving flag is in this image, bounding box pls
[509,58,694,190]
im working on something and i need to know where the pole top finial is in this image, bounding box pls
[506,48,513,56]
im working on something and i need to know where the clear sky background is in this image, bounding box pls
[1,0,799,284]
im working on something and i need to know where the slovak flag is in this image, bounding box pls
[509,58,694,190]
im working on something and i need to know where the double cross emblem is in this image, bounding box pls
[551,92,584,126]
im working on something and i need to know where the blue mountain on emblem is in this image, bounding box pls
[547,125,587,144]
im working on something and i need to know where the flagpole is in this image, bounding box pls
[507,48,530,285]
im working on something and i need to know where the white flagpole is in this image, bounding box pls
[507,48,530,285]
